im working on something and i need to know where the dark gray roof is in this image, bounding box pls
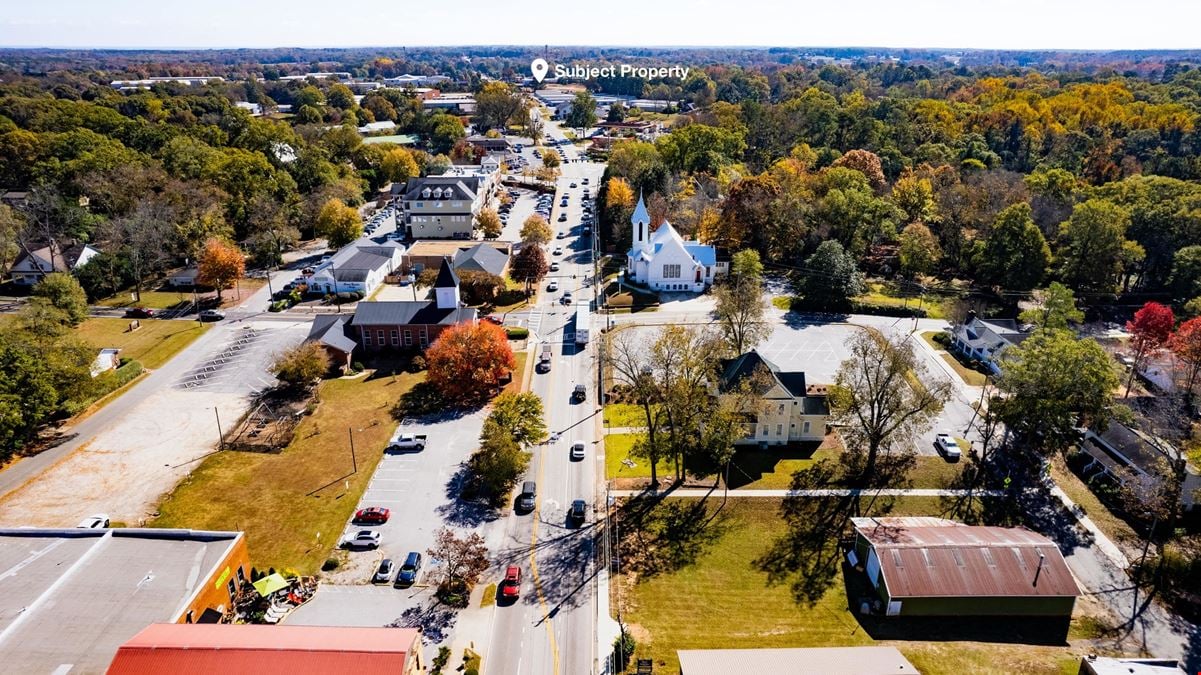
[719,350,807,398]
[306,315,356,354]
[351,301,476,327]
[435,258,459,288]
[453,243,508,276]
[953,316,1027,353]
[399,176,481,201]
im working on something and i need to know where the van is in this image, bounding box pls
[517,481,536,512]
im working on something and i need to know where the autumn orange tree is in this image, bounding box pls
[196,238,246,302]
[425,321,516,403]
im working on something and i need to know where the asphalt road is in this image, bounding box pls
[487,155,606,675]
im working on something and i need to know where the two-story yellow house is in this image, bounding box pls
[718,350,830,445]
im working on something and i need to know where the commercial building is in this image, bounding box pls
[850,517,1079,617]
[306,240,405,297]
[395,171,498,240]
[107,623,426,675]
[677,646,918,675]
[350,260,476,351]
[1078,655,1187,675]
[405,240,512,274]
[949,313,1028,375]
[0,528,249,674]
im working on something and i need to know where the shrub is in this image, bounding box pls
[321,558,339,571]
[431,647,451,675]
[612,632,636,672]
[410,354,427,372]
[351,361,365,373]
[932,331,951,347]
[465,670,479,675]
[505,326,529,340]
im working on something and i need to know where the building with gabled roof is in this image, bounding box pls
[10,241,101,285]
[306,315,357,372]
[350,259,476,351]
[106,623,425,675]
[306,240,404,297]
[717,350,829,445]
[625,192,719,293]
[949,312,1029,375]
[849,517,1079,617]
[453,242,509,277]
[394,173,496,240]
[677,646,918,675]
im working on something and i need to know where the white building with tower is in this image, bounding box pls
[625,192,718,292]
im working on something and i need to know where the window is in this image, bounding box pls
[776,424,783,436]
[390,330,399,346]
[236,567,246,585]
[227,578,237,600]
[377,330,385,345]
[404,330,413,346]
[803,421,811,434]
[416,201,424,207]
[418,330,428,347]
[364,330,373,346]
[777,404,785,415]
[186,610,194,624]
[663,264,681,279]
[760,425,767,436]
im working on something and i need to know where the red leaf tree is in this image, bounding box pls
[426,320,516,403]
[1169,316,1201,394]
[1125,301,1175,398]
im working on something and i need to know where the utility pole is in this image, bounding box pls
[348,427,358,474]
[214,407,224,450]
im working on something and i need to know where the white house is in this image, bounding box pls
[626,193,718,292]
[307,241,404,296]
[949,313,1028,375]
[10,242,101,286]
[717,350,830,445]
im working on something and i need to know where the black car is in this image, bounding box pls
[372,559,395,584]
[569,499,587,525]
[572,384,587,403]
[517,481,537,513]
[395,552,422,587]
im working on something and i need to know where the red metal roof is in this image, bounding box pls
[106,624,421,675]
[853,517,1080,599]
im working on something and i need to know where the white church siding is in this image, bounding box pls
[625,192,718,293]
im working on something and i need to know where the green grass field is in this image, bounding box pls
[76,318,208,369]
[151,368,422,574]
[617,497,1090,675]
[605,433,675,481]
[603,403,650,428]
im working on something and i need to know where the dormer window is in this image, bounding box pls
[421,188,431,198]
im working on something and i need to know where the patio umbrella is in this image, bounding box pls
[251,573,290,597]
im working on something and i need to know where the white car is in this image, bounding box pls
[553,247,562,256]
[77,514,111,529]
[935,432,961,459]
[549,262,560,272]
[342,530,381,549]
[570,442,586,460]
[547,281,559,292]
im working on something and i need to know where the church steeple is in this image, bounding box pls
[631,190,650,253]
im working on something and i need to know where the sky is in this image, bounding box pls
[2,0,1200,50]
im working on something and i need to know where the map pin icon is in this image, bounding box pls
[531,58,549,83]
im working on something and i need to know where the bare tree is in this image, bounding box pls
[713,275,772,355]
[650,325,726,482]
[106,199,174,302]
[606,329,666,486]
[830,330,952,485]
[427,527,490,605]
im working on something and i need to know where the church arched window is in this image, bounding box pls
[639,223,643,241]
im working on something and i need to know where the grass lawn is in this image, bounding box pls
[76,318,208,370]
[1050,459,1141,551]
[604,403,650,428]
[919,330,943,350]
[605,433,673,480]
[151,368,423,575]
[939,353,988,386]
[856,282,947,319]
[505,352,528,394]
[617,498,1092,675]
[96,289,197,310]
[771,295,795,311]
[728,443,965,490]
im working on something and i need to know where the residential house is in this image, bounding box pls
[10,241,101,285]
[395,174,494,240]
[1077,423,1201,512]
[306,241,404,297]
[626,192,719,292]
[305,315,356,373]
[167,266,200,288]
[453,242,510,277]
[849,517,1080,616]
[949,312,1028,375]
[235,101,263,116]
[677,647,918,675]
[0,190,29,207]
[717,350,829,445]
[107,624,426,675]
[350,260,476,351]
[0,528,249,674]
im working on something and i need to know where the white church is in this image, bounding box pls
[625,192,721,292]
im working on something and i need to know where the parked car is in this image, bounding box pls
[387,430,427,452]
[353,507,391,524]
[395,552,423,587]
[582,177,590,184]
[517,481,537,512]
[569,499,587,524]
[572,384,587,403]
[482,314,504,325]
[570,442,585,461]
[372,559,395,584]
[557,231,566,239]
[501,565,521,600]
[77,513,110,529]
[124,307,155,318]
[199,309,225,322]
[935,432,962,459]
[342,530,381,549]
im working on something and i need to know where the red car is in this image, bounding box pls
[124,307,155,318]
[353,507,391,524]
[482,314,503,326]
[501,565,521,600]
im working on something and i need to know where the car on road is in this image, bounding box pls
[342,530,381,549]
[372,559,395,584]
[582,177,590,184]
[561,292,573,305]
[517,481,537,513]
[77,513,110,529]
[935,432,962,460]
[547,280,559,292]
[501,565,521,600]
[553,247,563,255]
[549,262,560,271]
[353,507,391,524]
[483,314,504,326]
[572,384,587,403]
[395,552,422,587]
[124,307,155,318]
[569,182,577,188]
[570,442,585,461]
[199,309,225,321]
[569,499,587,525]
[557,231,566,239]
[558,213,567,222]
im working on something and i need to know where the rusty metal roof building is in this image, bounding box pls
[851,517,1079,617]
[107,623,423,675]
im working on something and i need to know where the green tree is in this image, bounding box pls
[466,417,531,506]
[271,341,331,387]
[1058,199,1133,295]
[995,329,1119,455]
[714,269,771,355]
[542,151,560,170]
[730,249,764,279]
[972,202,1050,291]
[488,391,548,446]
[473,81,525,131]
[429,115,466,155]
[796,240,865,310]
[655,123,746,174]
[315,198,362,248]
[891,175,937,224]
[566,91,598,131]
[296,105,322,124]
[31,273,88,326]
[0,204,22,274]
[326,84,355,110]
[1019,282,1084,331]
[294,85,326,108]
[897,222,941,277]
[1169,245,1201,300]
[606,102,627,123]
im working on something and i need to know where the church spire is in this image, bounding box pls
[631,190,651,253]
[631,190,650,227]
